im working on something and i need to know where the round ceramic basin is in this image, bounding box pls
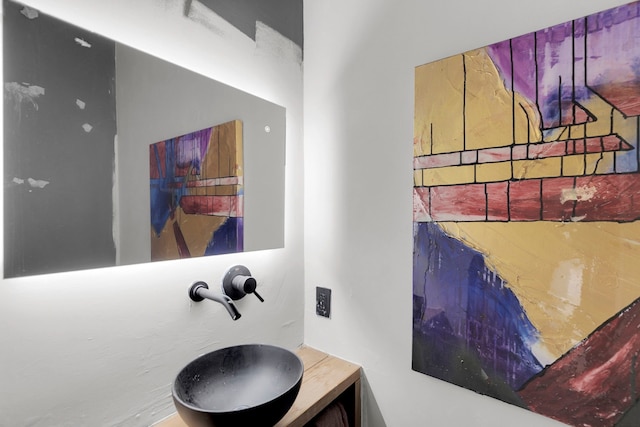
[172,344,304,427]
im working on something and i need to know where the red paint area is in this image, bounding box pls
[180,195,243,217]
[591,80,640,117]
[558,101,593,127]
[478,146,512,163]
[572,102,593,124]
[172,222,191,258]
[541,177,577,221]
[486,181,509,221]
[149,141,166,179]
[572,174,640,222]
[430,184,487,221]
[518,297,640,427]
[528,141,567,158]
[414,135,631,170]
[509,179,542,221]
[414,174,640,222]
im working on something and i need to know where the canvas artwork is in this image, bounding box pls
[150,120,244,260]
[413,2,640,426]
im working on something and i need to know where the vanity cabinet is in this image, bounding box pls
[157,346,361,427]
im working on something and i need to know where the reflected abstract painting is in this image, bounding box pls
[150,120,244,261]
[413,2,640,426]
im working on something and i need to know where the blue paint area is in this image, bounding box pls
[413,222,542,393]
[150,139,184,236]
[205,217,244,255]
[150,128,212,237]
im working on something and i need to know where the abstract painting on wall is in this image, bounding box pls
[413,2,640,426]
[150,120,244,261]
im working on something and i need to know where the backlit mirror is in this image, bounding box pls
[3,0,285,278]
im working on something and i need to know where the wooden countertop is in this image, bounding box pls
[156,345,361,427]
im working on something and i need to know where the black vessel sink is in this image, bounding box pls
[172,344,304,427]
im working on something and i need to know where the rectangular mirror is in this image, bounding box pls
[3,0,285,278]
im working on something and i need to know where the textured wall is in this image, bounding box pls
[303,0,628,426]
[0,0,303,425]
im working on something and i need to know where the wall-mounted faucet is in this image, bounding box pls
[188,265,264,320]
[189,281,242,320]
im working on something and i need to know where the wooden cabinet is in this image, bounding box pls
[156,346,361,427]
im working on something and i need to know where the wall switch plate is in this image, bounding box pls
[316,287,331,318]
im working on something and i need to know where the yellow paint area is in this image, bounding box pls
[422,164,475,186]
[415,55,465,156]
[414,48,542,158]
[514,100,541,144]
[439,221,640,361]
[464,49,536,150]
[414,169,423,187]
[561,155,586,176]
[175,208,227,255]
[150,206,227,261]
[586,109,614,137]
[476,161,512,182]
[614,106,638,143]
[568,124,586,140]
[199,119,243,195]
[415,45,640,363]
[512,157,561,180]
[563,153,615,178]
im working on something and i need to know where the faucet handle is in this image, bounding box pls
[232,274,257,294]
[231,274,265,302]
[252,290,265,303]
[222,265,264,302]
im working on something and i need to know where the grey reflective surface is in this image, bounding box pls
[3,1,285,277]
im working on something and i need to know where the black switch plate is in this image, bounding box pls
[316,287,331,318]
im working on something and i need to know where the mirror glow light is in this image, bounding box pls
[3,0,285,278]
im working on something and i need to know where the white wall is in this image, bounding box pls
[303,0,628,426]
[4,0,634,425]
[0,1,304,426]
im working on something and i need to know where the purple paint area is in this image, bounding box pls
[150,139,182,236]
[412,222,542,392]
[489,36,537,106]
[487,21,585,130]
[176,128,213,173]
[149,128,214,236]
[486,1,640,133]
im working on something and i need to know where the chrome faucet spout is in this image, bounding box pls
[189,281,242,320]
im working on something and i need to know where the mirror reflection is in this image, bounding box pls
[3,0,285,278]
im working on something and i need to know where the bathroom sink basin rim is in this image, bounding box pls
[172,343,304,427]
